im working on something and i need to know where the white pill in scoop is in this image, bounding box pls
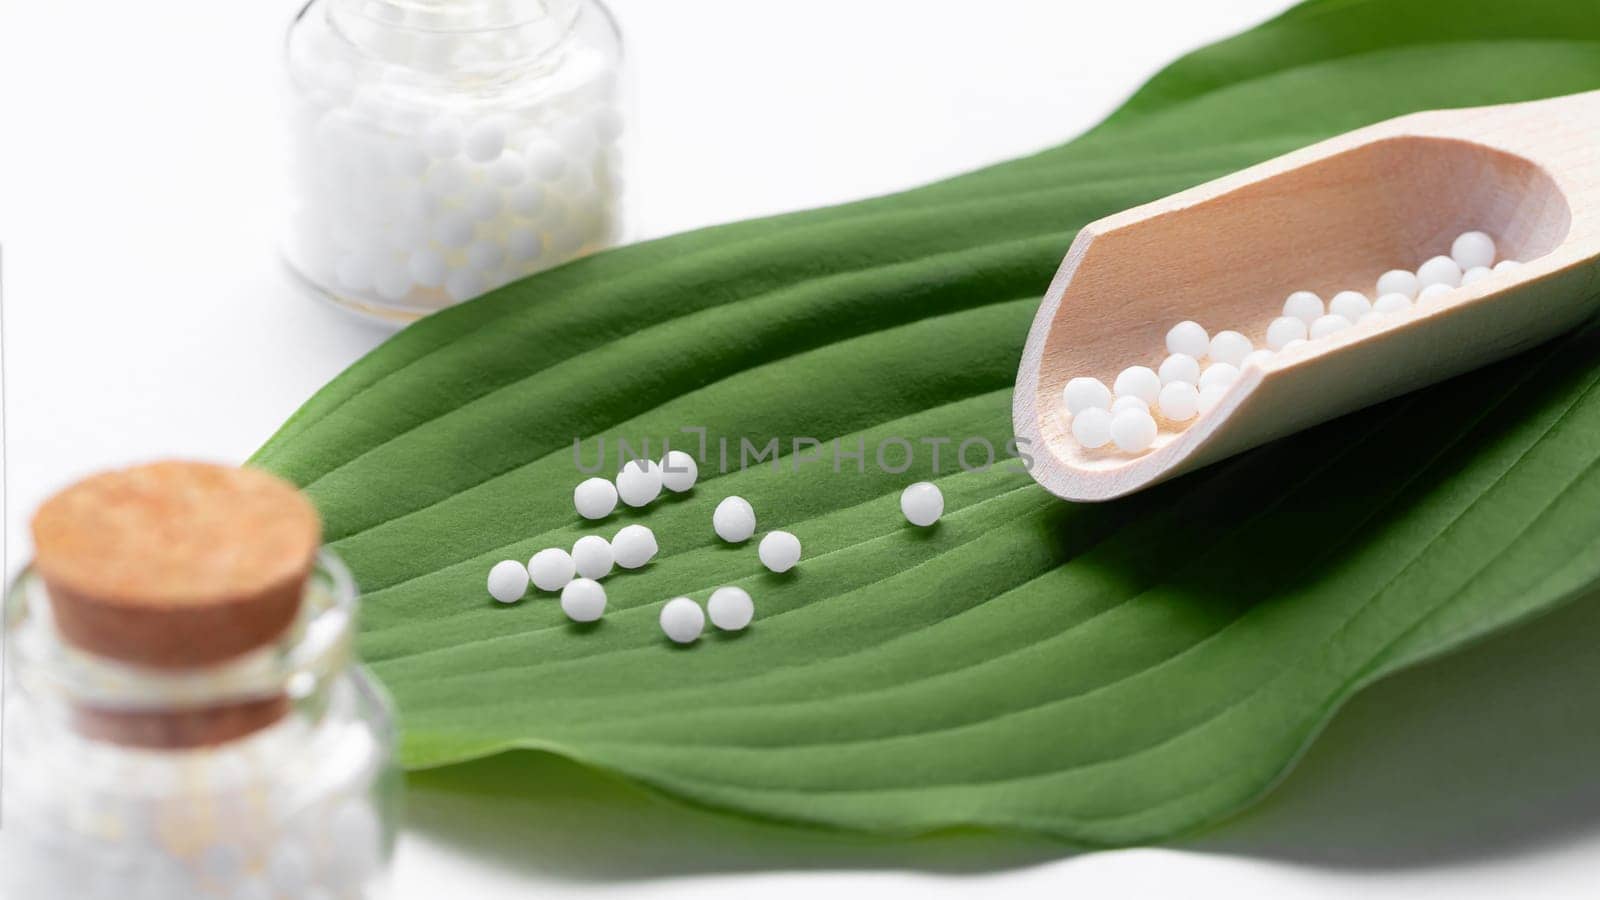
[612,524,658,569]
[527,548,576,592]
[1417,282,1454,305]
[1110,408,1157,452]
[487,560,528,604]
[1209,331,1253,367]
[1241,349,1274,370]
[900,481,944,526]
[1198,363,1239,390]
[1451,230,1496,270]
[759,531,802,573]
[574,477,618,519]
[616,459,664,507]
[1158,353,1201,386]
[713,496,757,543]
[1071,407,1113,449]
[1282,291,1324,325]
[1309,314,1353,338]
[1114,366,1161,404]
[1493,259,1519,273]
[1372,293,1413,315]
[1376,269,1419,299]
[1328,291,1371,321]
[660,450,698,492]
[1417,255,1463,289]
[1265,316,1307,351]
[660,597,705,644]
[1198,383,1229,413]
[707,586,754,631]
[1111,395,1148,414]
[560,578,606,622]
[1157,381,1199,421]
[571,534,614,579]
[1062,377,1112,414]
[1166,321,1210,358]
[1461,265,1491,286]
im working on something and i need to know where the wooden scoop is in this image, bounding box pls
[1014,89,1600,502]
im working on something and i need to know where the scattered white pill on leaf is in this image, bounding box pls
[1166,320,1210,358]
[1198,362,1239,391]
[1451,230,1496,270]
[1158,353,1201,386]
[1062,377,1112,414]
[1265,316,1307,351]
[1110,408,1157,453]
[574,477,618,520]
[759,531,802,573]
[1417,255,1463,289]
[527,548,575,592]
[900,481,944,526]
[1328,291,1371,322]
[1114,366,1161,404]
[616,459,664,507]
[713,496,757,543]
[660,450,698,492]
[1071,407,1113,449]
[487,560,528,604]
[571,534,614,579]
[1282,291,1324,326]
[660,597,705,644]
[707,586,754,631]
[1158,381,1199,421]
[1209,330,1252,367]
[1309,314,1353,339]
[612,524,658,569]
[1376,269,1420,299]
[560,578,606,622]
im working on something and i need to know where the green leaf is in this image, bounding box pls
[254,0,1600,845]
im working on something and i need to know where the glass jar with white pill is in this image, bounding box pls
[282,0,626,322]
[0,552,402,898]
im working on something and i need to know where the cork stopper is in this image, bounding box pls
[32,461,322,669]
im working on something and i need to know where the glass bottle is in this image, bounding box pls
[282,0,625,323]
[1,465,401,899]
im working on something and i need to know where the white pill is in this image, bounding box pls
[1493,259,1520,273]
[505,226,544,262]
[1113,366,1161,404]
[1166,320,1210,358]
[616,458,663,507]
[1111,395,1149,414]
[1416,255,1463,289]
[486,560,528,603]
[707,586,754,631]
[431,211,476,248]
[1280,338,1310,353]
[1209,330,1253,367]
[1451,230,1496,270]
[560,578,606,623]
[1282,291,1324,325]
[1062,377,1112,414]
[373,264,413,301]
[1198,362,1239,390]
[1417,282,1454,305]
[466,188,504,223]
[424,159,470,198]
[900,481,944,526]
[1070,407,1113,449]
[466,240,504,272]
[758,531,802,573]
[1198,383,1228,413]
[1375,269,1419,299]
[1241,349,1274,370]
[464,117,507,162]
[524,139,568,181]
[713,496,757,543]
[1157,381,1199,421]
[489,151,526,187]
[1265,316,1308,351]
[408,248,448,287]
[422,117,463,158]
[1372,292,1413,315]
[574,477,618,519]
[1309,313,1353,339]
[1328,290,1371,321]
[571,534,614,579]
[1460,265,1491,286]
[444,267,488,301]
[527,548,575,592]
[387,142,429,178]
[612,524,658,569]
[509,182,546,216]
[1158,353,1201,386]
[660,449,698,492]
[1110,408,1158,453]
[659,597,704,644]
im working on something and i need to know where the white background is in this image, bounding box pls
[3,1,1598,897]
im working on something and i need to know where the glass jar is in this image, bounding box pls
[282,0,625,323]
[0,553,402,899]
